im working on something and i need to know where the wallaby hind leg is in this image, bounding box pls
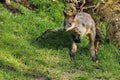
[95,39,99,52]
[88,34,97,62]
[70,37,77,60]
[15,0,37,10]
[5,0,21,13]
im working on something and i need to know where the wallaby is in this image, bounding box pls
[63,11,99,62]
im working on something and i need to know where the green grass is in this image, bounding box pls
[0,0,120,80]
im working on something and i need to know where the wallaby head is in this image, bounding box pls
[63,11,77,31]
[63,11,90,40]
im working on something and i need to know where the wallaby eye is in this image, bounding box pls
[82,23,85,27]
[69,23,72,26]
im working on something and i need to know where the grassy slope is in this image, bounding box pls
[0,0,120,80]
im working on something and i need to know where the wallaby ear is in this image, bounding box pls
[72,13,77,18]
[72,13,77,21]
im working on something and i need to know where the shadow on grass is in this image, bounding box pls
[33,29,71,50]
